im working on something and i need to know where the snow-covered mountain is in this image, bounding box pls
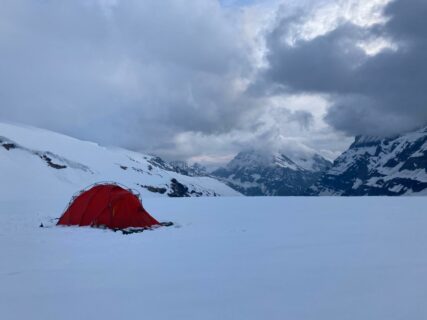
[169,160,208,177]
[0,122,240,200]
[311,126,427,196]
[212,149,332,196]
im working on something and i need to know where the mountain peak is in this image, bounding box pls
[227,149,274,169]
[212,149,332,196]
[226,149,331,173]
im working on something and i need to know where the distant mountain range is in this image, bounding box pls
[1,122,426,198]
[210,126,427,196]
[211,150,332,196]
[311,126,427,196]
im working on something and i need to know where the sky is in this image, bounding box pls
[0,0,426,167]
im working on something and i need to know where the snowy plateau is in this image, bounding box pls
[1,197,427,320]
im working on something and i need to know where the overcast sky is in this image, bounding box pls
[0,0,425,166]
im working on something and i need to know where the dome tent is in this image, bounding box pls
[57,183,159,230]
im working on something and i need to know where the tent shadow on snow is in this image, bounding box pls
[57,183,172,234]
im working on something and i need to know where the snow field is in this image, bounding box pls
[1,196,427,319]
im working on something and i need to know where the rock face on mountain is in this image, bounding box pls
[311,126,427,196]
[212,150,332,196]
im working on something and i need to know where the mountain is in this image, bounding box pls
[212,149,332,196]
[311,126,427,196]
[0,122,241,200]
[169,160,208,177]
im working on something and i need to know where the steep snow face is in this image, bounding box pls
[212,149,332,196]
[0,122,241,200]
[312,126,427,196]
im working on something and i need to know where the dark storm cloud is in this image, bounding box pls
[260,0,427,137]
[0,0,254,153]
[1,0,395,163]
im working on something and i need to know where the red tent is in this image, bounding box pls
[57,184,159,229]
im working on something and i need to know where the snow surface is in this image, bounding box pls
[1,196,427,320]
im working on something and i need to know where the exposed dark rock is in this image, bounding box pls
[190,190,203,196]
[40,154,67,169]
[132,167,146,174]
[147,156,170,171]
[168,178,190,197]
[138,184,167,194]
[2,143,16,150]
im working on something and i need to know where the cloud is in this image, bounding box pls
[3,0,407,164]
[0,0,255,151]
[288,110,314,130]
[258,0,427,137]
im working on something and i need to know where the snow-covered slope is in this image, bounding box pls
[311,126,427,195]
[212,149,332,196]
[0,122,240,200]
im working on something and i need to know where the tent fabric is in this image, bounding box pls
[57,184,159,229]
